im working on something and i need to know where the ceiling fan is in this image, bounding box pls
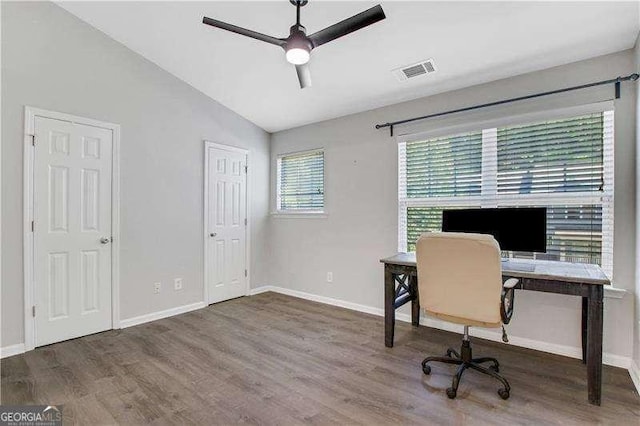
[202,0,386,89]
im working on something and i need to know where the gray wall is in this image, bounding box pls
[1,1,270,347]
[270,50,637,361]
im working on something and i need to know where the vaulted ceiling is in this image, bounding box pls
[58,1,640,132]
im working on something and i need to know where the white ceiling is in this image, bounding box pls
[58,1,639,132]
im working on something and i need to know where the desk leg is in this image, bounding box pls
[384,267,395,348]
[410,275,420,327]
[586,285,603,406]
[581,297,588,364]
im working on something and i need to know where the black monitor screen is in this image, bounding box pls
[441,207,546,253]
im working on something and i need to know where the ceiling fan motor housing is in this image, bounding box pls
[286,24,313,53]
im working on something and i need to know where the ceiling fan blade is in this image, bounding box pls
[308,4,385,48]
[295,64,312,89]
[202,16,286,47]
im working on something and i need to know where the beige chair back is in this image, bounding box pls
[416,232,503,328]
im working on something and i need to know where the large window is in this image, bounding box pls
[277,149,324,212]
[398,110,614,276]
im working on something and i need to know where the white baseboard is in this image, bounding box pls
[250,285,632,369]
[119,301,207,329]
[250,285,384,317]
[249,285,276,296]
[1,343,26,359]
[629,360,640,395]
[604,353,633,370]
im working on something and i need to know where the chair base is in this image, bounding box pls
[422,339,510,400]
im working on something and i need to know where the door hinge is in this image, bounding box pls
[244,269,248,277]
[31,221,34,232]
[244,218,248,226]
[32,306,36,317]
[30,135,35,146]
[244,165,248,173]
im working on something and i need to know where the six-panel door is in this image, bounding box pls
[207,146,247,304]
[34,116,113,346]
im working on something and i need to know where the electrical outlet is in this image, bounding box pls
[326,272,333,283]
[154,282,161,294]
[174,278,183,291]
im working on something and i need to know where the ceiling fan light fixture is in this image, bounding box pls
[285,25,312,65]
[286,47,310,65]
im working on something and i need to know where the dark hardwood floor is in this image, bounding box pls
[2,292,639,425]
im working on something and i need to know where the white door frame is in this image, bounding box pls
[23,106,121,351]
[203,141,251,304]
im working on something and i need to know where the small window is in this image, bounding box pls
[277,149,324,213]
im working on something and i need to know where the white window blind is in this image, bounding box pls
[406,132,483,198]
[277,149,324,212]
[497,114,605,194]
[398,110,614,276]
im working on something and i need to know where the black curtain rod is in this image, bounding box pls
[375,73,639,137]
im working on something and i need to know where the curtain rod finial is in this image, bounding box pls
[631,73,639,81]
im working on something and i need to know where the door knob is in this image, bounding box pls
[210,233,217,237]
[100,237,111,244]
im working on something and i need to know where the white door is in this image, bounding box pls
[34,116,113,346]
[206,145,247,304]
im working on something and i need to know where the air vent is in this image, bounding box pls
[392,59,437,82]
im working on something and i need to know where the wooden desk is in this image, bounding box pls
[380,253,610,406]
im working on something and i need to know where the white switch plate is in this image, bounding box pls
[154,282,161,294]
[326,272,333,283]
[174,278,183,291]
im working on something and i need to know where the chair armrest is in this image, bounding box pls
[503,278,519,289]
[501,278,519,324]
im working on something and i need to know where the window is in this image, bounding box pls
[398,110,614,276]
[276,149,324,213]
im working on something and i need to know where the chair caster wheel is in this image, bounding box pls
[446,349,456,358]
[422,365,431,375]
[498,388,510,400]
[446,388,457,399]
[489,365,500,373]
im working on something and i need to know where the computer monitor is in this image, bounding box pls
[441,207,547,253]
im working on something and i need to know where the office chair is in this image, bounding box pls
[416,232,517,400]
